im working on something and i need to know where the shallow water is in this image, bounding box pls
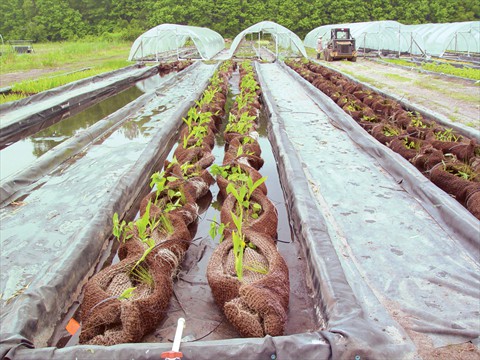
[0,85,144,180]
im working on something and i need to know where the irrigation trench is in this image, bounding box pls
[0,61,479,359]
[0,62,217,354]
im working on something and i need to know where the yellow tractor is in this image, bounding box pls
[324,28,357,62]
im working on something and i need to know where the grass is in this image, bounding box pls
[413,79,478,102]
[384,73,411,82]
[340,69,383,87]
[10,62,130,94]
[0,40,133,104]
[0,40,132,74]
[383,58,480,81]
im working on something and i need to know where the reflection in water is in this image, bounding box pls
[135,72,175,93]
[0,85,144,180]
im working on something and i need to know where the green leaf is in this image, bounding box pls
[118,287,136,301]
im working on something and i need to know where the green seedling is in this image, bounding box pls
[131,265,154,288]
[131,237,155,272]
[382,126,401,137]
[241,136,255,145]
[236,145,247,157]
[244,262,268,275]
[118,287,136,301]
[435,128,459,142]
[209,215,226,243]
[180,161,200,178]
[408,112,427,128]
[135,201,154,241]
[112,212,131,243]
[403,138,420,150]
[246,176,267,200]
[227,183,249,213]
[231,229,246,281]
[443,160,477,181]
[361,115,377,122]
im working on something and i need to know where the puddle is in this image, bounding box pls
[0,86,144,181]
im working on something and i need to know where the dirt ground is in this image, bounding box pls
[322,58,480,129]
[1,68,61,88]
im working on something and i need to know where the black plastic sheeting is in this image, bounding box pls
[0,64,158,148]
[280,61,480,255]
[0,71,178,206]
[256,62,479,357]
[1,61,478,360]
[0,61,219,359]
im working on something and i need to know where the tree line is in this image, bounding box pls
[0,0,478,42]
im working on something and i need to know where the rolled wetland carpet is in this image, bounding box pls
[207,229,289,337]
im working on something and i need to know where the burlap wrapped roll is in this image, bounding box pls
[371,99,402,117]
[342,103,363,121]
[353,90,374,102]
[226,134,262,158]
[343,82,363,94]
[411,145,444,172]
[164,160,215,187]
[220,190,278,239]
[216,161,267,200]
[230,105,259,118]
[363,94,385,107]
[430,162,480,205]
[223,150,264,171]
[207,230,289,337]
[79,256,173,346]
[173,146,215,169]
[371,123,403,145]
[388,136,423,161]
[466,187,480,220]
[430,138,476,162]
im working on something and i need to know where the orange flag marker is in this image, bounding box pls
[66,318,80,336]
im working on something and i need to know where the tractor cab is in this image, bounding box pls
[324,28,357,62]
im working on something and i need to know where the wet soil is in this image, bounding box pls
[322,58,479,128]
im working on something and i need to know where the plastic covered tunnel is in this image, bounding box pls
[228,21,308,59]
[304,20,480,57]
[128,24,225,61]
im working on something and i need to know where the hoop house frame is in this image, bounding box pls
[128,24,225,61]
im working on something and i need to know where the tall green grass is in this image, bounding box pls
[10,63,131,94]
[0,40,132,74]
[0,40,133,104]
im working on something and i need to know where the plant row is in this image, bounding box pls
[78,62,232,345]
[382,58,480,81]
[157,60,192,77]
[207,61,290,337]
[286,60,480,220]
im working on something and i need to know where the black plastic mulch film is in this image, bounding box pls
[1,61,479,359]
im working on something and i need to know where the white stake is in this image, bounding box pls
[172,317,186,353]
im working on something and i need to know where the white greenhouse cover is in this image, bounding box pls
[229,21,308,58]
[304,21,480,57]
[128,24,225,61]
